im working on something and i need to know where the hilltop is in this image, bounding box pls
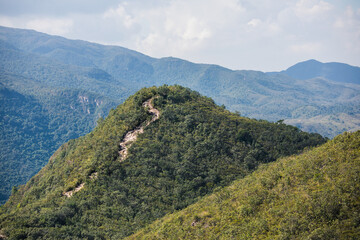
[1,25,359,203]
[281,59,360,84]
[1,26,359,137]
[128,130,360,239]
[0,86,325,239]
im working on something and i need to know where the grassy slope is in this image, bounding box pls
[128,131,360,240]
[0,27,358,204]
[0,86,326,239]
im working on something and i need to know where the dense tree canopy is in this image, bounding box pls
[0,86,326,239]
[128,131,360,240]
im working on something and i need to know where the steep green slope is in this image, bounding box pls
[0,28,132,203]
[0,86,325,239]
[128,131,360,240]
[1,25,358,203]
[0,72,118,204]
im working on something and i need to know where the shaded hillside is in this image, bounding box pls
[0,86,326,239]
[0,38,132,100]
[0,72,117,204]
[1,26,359,138]
[128,131,360,240]
[0,25,358,203]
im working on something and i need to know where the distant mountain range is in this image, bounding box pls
[280,59,360,84]
[0,25,359,204]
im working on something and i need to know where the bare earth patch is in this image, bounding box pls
[119,97,160,161]
[61,98,159,198]
[63,183,85,198]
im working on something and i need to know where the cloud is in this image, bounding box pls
[121,0,246,58]
[295,0,333,20]
[290,42,322,54]
[0,0,359,71]
[103,3,135,29]
[247,18,262,27]
[0,16,15,28]
[0,0,121,16]
[26,18,73,35]
[332,6,360,53]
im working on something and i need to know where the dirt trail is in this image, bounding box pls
[62,97,159,198]
[63,183,85,198]
[119,97,160,161]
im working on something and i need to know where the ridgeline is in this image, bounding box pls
[0,86,326,239]
[128,131,360,239]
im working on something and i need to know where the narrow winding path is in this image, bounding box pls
[63,97,159,198]
[119,97,160,161]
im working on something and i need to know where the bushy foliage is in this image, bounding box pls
[128,131,360,240]
[1,26,358,203]
[0,86,326,239]
[0,76,117,204]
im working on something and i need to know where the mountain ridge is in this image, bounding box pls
[128,130,360,239]
[0,86,326,239]
[0,25,359,204]
[1,26,359,125]
[281,59,360,84]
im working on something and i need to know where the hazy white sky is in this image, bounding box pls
[0,0,359,71]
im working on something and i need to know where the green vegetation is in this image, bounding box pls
[128,131,360,240]
[1,26,359,139]
[1,26,358,204]
[0,86,326,239]
[0,72,118,204]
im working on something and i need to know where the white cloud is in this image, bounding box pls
[0,16,15,27]
[125,0,246,59]
[290,42,322,54]
[25,18,73,35]
[295,0,333,20]
[103,3,135,29]
[247,18,262,27]
[0,0,359,71]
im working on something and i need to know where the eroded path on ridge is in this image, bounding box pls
[119,97,160,161]
[63,97,159,198]
[63,183,85,198]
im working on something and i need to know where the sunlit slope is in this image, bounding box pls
[129,131,360,240]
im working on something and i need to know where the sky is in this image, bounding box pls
[0,0,359,71]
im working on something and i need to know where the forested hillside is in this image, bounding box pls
[128,130,360,240]
[0,25,358,204]
[1,26,359,138]
[0,86,326,239]
[0,71,118,204]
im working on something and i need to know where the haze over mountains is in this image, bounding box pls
[1,26,359,134]
[280,59,360,84]
[0,25,359,204]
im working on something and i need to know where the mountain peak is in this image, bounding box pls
[283,59,360,84]
[0,85,326,239]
